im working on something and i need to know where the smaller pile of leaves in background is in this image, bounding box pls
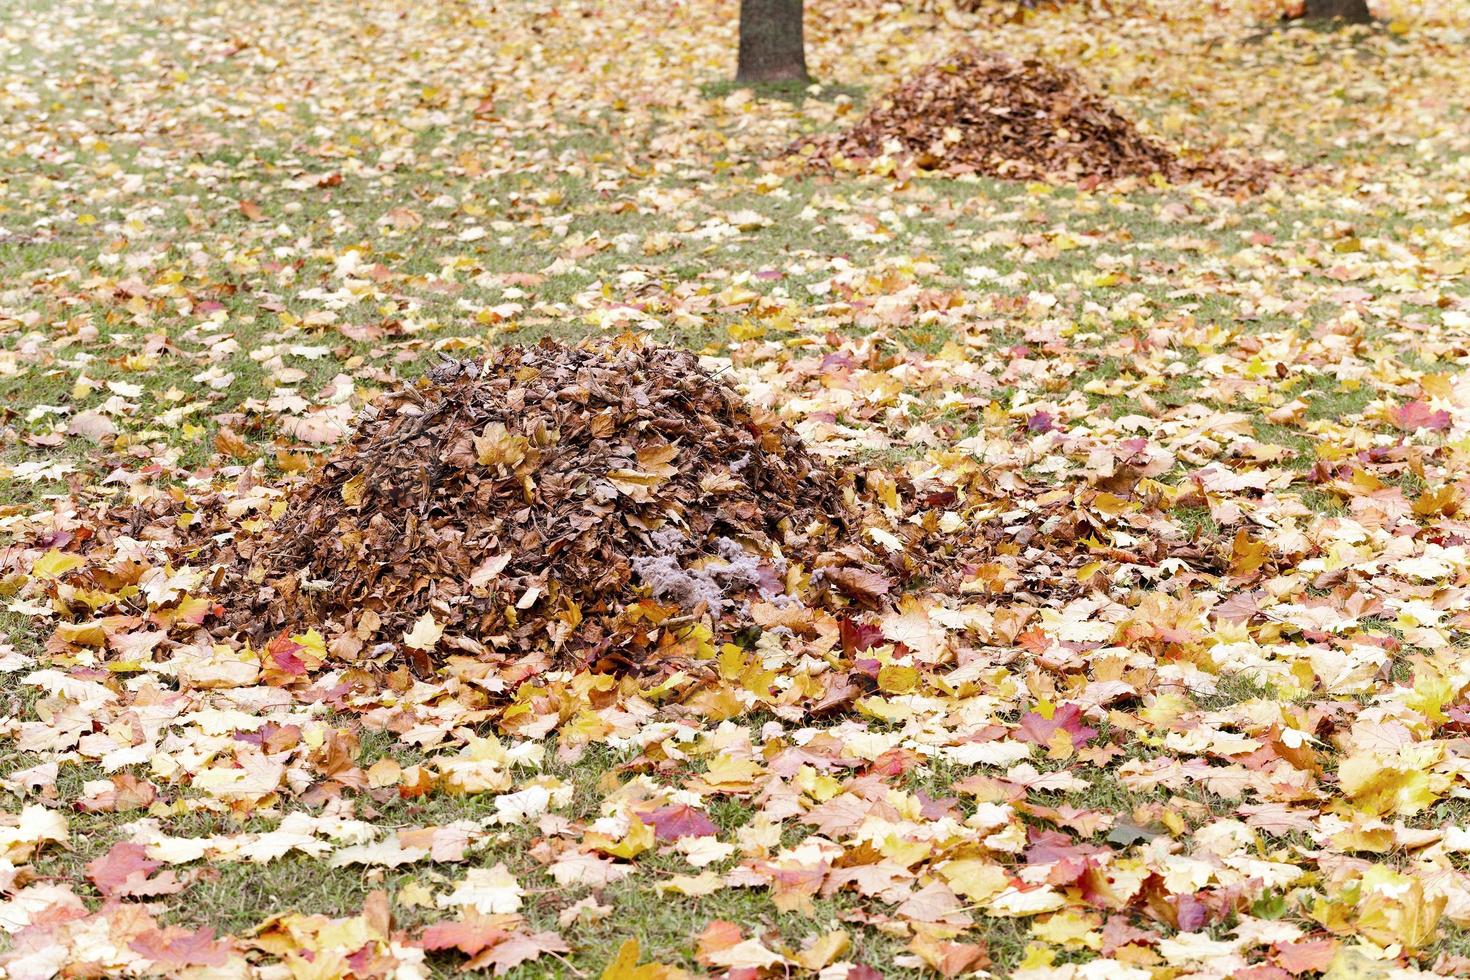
[788,47,1269,191]
[214,336,867,671]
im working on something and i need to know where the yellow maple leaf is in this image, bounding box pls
[1337,744,1443,816]
[696,755,765,792]
[474,421,530,470]
[877,663,919,694]
[402,612,444,651]
[339,472,365,506]
[585,815,654,860]
[601,939,691,980]
[880,599,946,662]
[937,859,1009,903]
[1353,866,1445,950]
[1404,662,1457,726]
[793,931,849,971]
[1031,910,1102,950]
[31,549,83,581]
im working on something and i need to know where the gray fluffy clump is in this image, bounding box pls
[629,554,728,612]
[647,525,687,553]
[714,536,766,590]
[631,534,780,614]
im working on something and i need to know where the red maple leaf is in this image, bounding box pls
[1231,966,1292,980]
[694,920,745,967]
[839,618,885,655]
[76,773,158,814]
[466,931,569,975]
[86,842,186,899]
[265,635,308,676]
[643,804,718,840]
[1391,400,1451,432]
[420,912,512,956]
[1274,937,1339,974]
[1101,915,1159,954]
[1025,410,1055,433]
[1172,892,1210,931]
[1015,703,1097,749]
[130,926,232,969]
[1212,590,1263,624]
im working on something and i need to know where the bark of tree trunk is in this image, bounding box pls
[1305,0,1372,22]
[736,0,809,85]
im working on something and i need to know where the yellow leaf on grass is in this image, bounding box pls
[1324,947,1392,980]
[1405,663,1457,726]
[436,863,523,914]
[986,884,1066,916]
[1031,910,1102,950]
[436,754,512,794]
[292,628,326,659]
[876,832,932,868]
[937,858,1009,903]
[877,663,919,694]
[856,696,914,723]
[793,931,849,971]
[1353,866,1445,950]
[1015,943,1056,971]
[585,815,654,860]
[53,621,106,647]
[601,938,691,980]
[396,881,434,909]
[365,757,401,789]
[657,870,722,896]
[192,753,286,799]
[696,755,765,792]
[0,805,69,861]
[31,549,83,580]
[1337,744,1443,816]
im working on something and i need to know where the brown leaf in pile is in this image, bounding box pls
[821,566,895,605]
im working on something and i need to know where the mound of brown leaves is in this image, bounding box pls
[217,337,861,670]
[790,48,1268,191]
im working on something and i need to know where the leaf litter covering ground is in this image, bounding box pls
[1,0,1470,977]
[786,48,1271,192]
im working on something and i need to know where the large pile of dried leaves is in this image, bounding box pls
[790,48,1264,189]
[217,337,856,669]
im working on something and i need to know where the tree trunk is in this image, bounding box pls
[736,0,809,85]
[1305,0,1372,22]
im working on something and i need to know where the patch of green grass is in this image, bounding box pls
[1298,487,1347,515]
[1251,421,1319,468]
[1191,670,1278,710]
[1173,504,1219,539]
[699,78,866,105]
[1354,616,1404,640]
[1302,380,1375,422]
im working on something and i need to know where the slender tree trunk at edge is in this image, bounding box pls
[1305,0,1372,23]
[736,0,809,85]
